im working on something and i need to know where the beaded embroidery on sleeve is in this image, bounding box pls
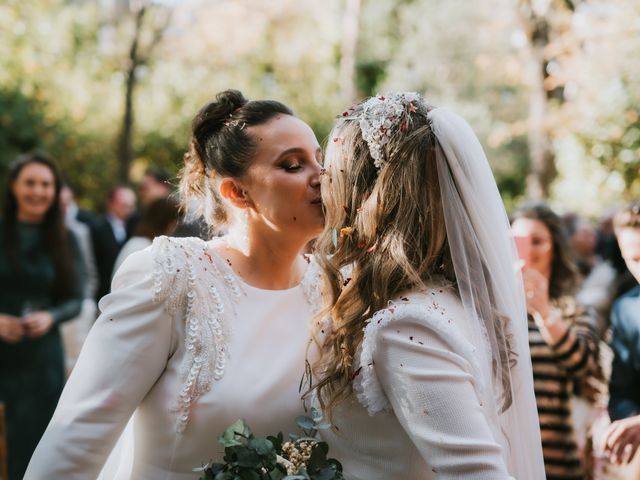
[150,236,242,433]
[150,237,322,433]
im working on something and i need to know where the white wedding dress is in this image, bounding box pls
[318,286,515,480]
[25,236,321,480]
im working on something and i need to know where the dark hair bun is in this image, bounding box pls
[192,89,248,139]
[180,89,293,229]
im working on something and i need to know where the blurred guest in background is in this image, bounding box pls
[113,196,180,274]
[564,213,600,278]
[60,184,98,301]
[59,184,98,372]
[512,202,601,480]
[91,185,135,303]
[126,167,172,238]
[602,202,640,474]
[0,152,84,480]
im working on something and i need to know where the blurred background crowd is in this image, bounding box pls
[0,1,639,479]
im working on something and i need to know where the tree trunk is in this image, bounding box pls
[117,6,146,184]
[525,46,555,199]
[518,1,558,200]
[339,0,361,104]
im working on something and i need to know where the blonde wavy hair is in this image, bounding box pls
[311,100,457,420]
[311,98,518,421]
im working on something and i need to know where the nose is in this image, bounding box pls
[310,163,322,188]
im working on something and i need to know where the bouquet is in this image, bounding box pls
[195,408,343,480]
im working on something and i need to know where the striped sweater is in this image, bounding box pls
[529,296,600,480]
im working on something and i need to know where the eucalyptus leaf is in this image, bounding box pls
[234,447,263,468]
[238,470,261,480]
[308,407,323,422]
[267,433,284,452]
[218,419,251,447]
[313,423,332,430]
[247,437,275,456]
[214,472,236,480]
[295,415,315,430]
[311,466,341,480]
[268,467,286,480]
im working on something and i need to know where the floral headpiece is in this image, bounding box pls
[342,91,423,170]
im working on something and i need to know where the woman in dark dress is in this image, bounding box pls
[0,152,84,480]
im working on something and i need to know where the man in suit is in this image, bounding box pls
[603,201,640,470]
[92,186,136,303]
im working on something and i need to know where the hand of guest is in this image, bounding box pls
[522,268,550,318]
[523,268,568,345]
[23,311,55,339]
[602,415,640,465]
[0,314,24,343]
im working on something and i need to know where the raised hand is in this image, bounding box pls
[522,268,551,318]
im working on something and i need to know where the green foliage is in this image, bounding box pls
[1,0,638,213]
[197,414,342,480]
[0,87,50,174]
[578,104,640,200]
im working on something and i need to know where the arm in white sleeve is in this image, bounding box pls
[25,247,176,479]
[373,315,511,479]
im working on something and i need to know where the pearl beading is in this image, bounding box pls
[151,236,241,433]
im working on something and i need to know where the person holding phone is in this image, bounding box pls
[512,202,600,480]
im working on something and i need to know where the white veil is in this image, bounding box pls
[428,107,545,479]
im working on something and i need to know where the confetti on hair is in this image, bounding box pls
[340,227,354,237]
[331,228,338,248]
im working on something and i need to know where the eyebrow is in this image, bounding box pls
[276,147,321,161]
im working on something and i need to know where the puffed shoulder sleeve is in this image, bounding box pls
[25,244,178,480]
[356,304,511,479]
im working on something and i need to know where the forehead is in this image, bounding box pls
[114,188,135,201]
[17,163,55,180]
[323,123,353,168]
[512,217,551,237]
[248,115,319,158]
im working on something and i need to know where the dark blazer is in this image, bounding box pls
[609,285,640,421]
[91,217,126,303]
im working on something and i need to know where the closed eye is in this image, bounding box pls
[283,164,302,172]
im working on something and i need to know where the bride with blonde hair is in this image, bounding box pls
[311,92,546,479]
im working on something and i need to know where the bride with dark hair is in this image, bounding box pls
[26,90,325,479]
[311,92,546,479]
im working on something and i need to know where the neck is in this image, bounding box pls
[17,211,44,223]
[541,266,552,282]
[223,221,310,290]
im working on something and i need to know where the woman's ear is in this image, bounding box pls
[219,178,251,209]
